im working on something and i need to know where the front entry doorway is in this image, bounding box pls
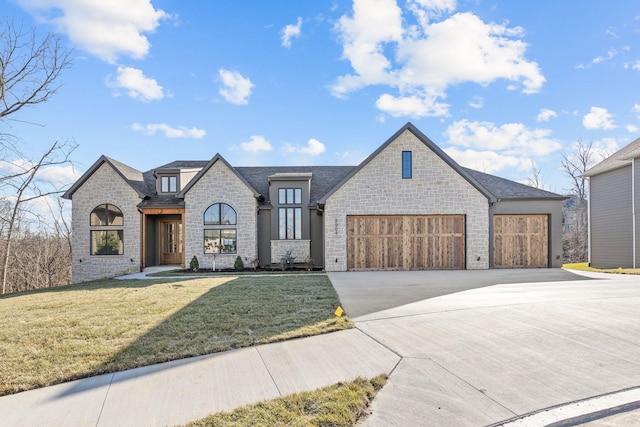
[161,220,182,265]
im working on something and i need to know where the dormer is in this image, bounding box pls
[154,166,204,195]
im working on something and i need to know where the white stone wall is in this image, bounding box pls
[270,240,311,264]
[71,163,143,283]
[324,129,490,271]
[184,160,257,270]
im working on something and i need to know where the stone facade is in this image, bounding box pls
[324,129,490,271]
[270,240,311,264]
[71,163,143,283]
[183,159,258,270]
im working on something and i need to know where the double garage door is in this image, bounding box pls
[347,215,465,271]
[346,214,549,270]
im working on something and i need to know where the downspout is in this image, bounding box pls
[587,185,592,267]
[633,158,637,268]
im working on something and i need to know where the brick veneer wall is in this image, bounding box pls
[184,160,258,270]
[324,129,489,271]
[71,163,143,283]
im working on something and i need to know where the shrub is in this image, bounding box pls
[234,256,244,271]
[190,256,199,272]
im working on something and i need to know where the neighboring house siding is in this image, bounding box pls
[636,159,640,268]
[71,163,142,283]
[184,160,258,270]
[324,129,489,271]
[590,166,633,268]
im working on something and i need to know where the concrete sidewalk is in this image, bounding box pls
[0,329,400,427]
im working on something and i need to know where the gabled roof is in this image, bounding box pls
[62,155,149,200]
[177,153,261,199]
[319,122,496,204]
[583,136,640,177]
[463,168,567,200]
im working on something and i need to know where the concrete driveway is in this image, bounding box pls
[328,268,590,318]
[327,270,640,426]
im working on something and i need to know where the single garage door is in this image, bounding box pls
[347,215,465,271]
[493,215,548,268]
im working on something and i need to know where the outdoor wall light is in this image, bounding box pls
[477,256,481,261]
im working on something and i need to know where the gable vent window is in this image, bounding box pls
[402,151,412,179]
[161,176,177,193]
[89,204,124,255]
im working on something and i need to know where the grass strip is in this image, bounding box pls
[0,275,352,396]
[563,262,640,274]
[184,375,387,427]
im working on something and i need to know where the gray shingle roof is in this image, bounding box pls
[463,168,565,200]
[583,136,640,177]
[235,166,355,205]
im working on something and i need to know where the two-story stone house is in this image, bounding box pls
[63,123,566,283]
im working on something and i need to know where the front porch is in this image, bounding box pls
[141,207,185,269]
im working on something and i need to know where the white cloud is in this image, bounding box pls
[592,49,617,64]
[536,108,557,122]
[444,147,523,174]
[281,139,327,156]
[18,0,169,63]
[281,17,302,48]
[443,119,561,174]
[131,123,206,139]
[583,106,616,130]
[218,69,254,105]
[240,135,272,152]
[37,165,81,188]
[375,93,449,117]
[627,124,638,133]
[107,66,164,102]
[332,1,544,117]
[297,139,326,156]
[633,104,640,118]
[468,96,483,109]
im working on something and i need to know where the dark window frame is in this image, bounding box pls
[402,151,412,179]
[90,230,124,256]
[161,176,178,193]
[278,188,302,205]
[203,203,237,254]
[279,207,302,240]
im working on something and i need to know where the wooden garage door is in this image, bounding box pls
[347,215,465,271]
[493,215,548,268]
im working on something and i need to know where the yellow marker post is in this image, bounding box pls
[334,306,344,317]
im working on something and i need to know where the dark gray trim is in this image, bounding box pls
[319,122,496,204]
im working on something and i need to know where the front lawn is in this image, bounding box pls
[0,275,352,396]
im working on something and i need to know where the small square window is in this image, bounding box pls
[161,176,177,193]
[402,151,412,179]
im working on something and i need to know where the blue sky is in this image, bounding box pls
[3,0,640,196]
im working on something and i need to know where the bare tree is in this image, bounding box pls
[560,139,598,263]
[0,19,74,294]
[526,160,544,189]
[0,19,71,121]
[0,141,76,294]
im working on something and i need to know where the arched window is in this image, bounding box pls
[203,203,237,254]
[90,204,123,226]
[90,204,124,255]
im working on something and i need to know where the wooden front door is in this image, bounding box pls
[161,221,182,265]
[347,215,465,271]
[493,215,548,268]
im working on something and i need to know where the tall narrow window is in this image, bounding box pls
[279,207,302,239]
[402,151,412,179]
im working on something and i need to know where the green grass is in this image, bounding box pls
[0,275,352,396]
[184,375,388,427]
[563,262,640,274]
